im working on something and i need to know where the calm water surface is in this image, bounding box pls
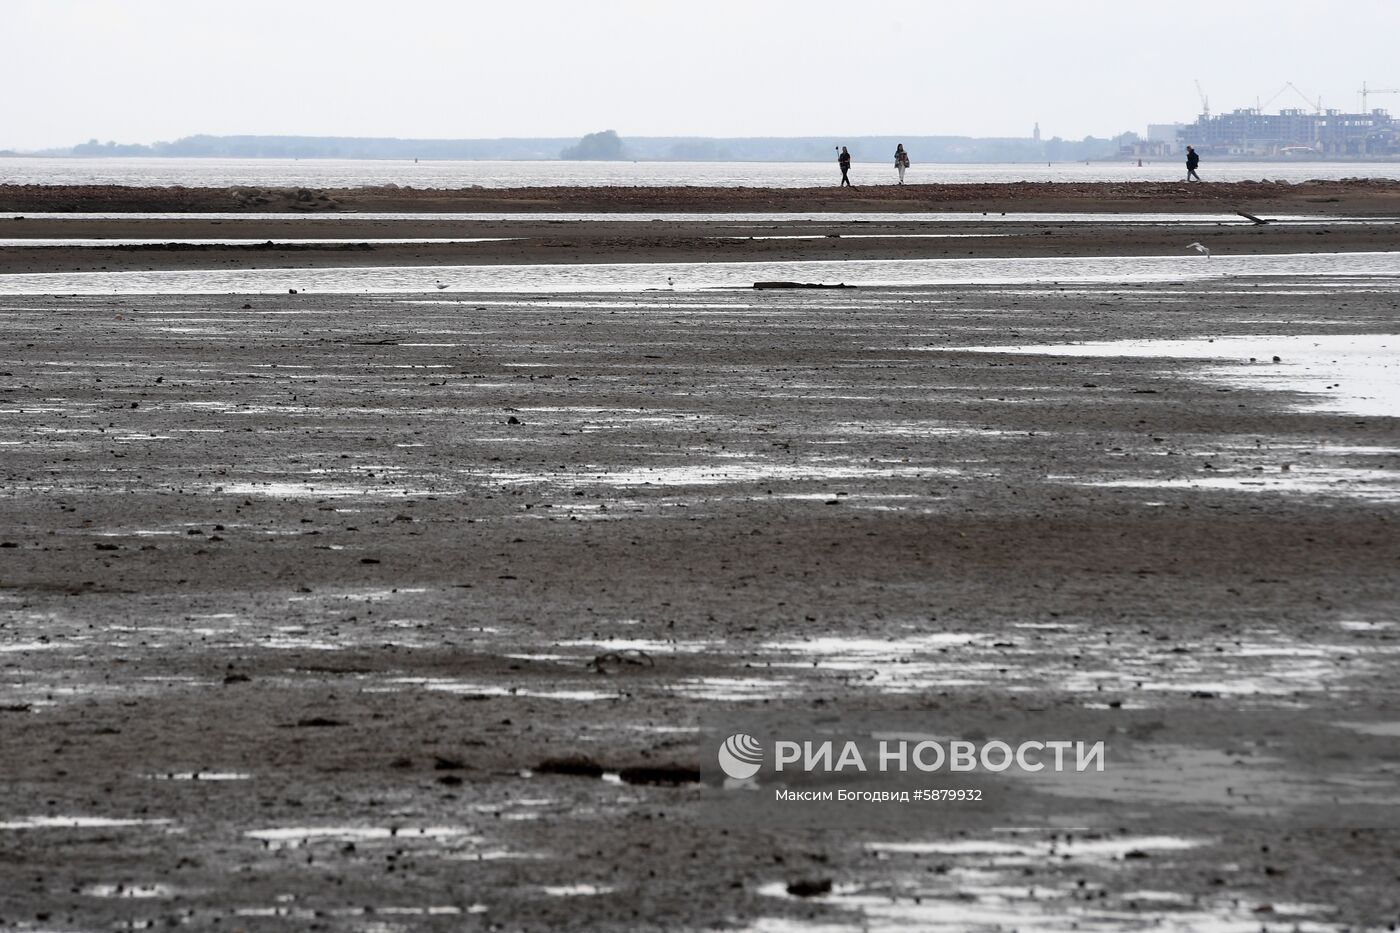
[4,157,1399,188]
[1,252,1396,294]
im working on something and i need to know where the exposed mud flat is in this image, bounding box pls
[1,271,1398,930]
[4,207,1400,276]
[4,178,1400,215]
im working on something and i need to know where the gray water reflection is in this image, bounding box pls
[5,155,1400,187]
[1,251,1396,294]
[951,333,1398,418]
[0,237,515,246]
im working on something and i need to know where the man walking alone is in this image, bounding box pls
[1186,145,1202,182]
[838,146,853,187]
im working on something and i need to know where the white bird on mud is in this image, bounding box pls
[435,281,449,290]
[1186,242,1211,258]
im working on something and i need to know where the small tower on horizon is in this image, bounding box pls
[1033,122,1041,142]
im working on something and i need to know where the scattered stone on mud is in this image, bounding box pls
[786,878,834,898]
[590,649,655,674]
[433,756,467,771]
[535,755,606,778]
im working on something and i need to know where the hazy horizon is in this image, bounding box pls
[6,0,1399,151]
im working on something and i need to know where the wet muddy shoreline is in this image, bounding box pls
[4,210,1400,277]
[2,274,1398,929]
[5,184,1398,284]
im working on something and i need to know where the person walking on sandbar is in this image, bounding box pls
[894,144,910,184]
[837,146,853,187]
[1185,145,1202,182]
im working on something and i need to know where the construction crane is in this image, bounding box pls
[1359,81,1400,112]
[1195,79,1210,117]
[1261,82,1322,114]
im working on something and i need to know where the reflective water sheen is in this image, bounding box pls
[0,237,515,246]
[1,251,1397,294]
[955,333,1398,417]
[4,156,1399,187]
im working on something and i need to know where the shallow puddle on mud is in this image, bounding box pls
[653,624,1381,702]
[1085,466,1400,502]
[81,883,181,899]
[542,884,616,896]
[2,251,1397,293]
[1337,720,1400,737]
[554,637,721,654]
[715,233,1010,241]
[748,886,1340,933]
[245,825,480,849]
[0,816,172,830]
[479,460,940,489]
[1055,434,1400,502]
[865,835,1204,858]
[669,676,801,701]
[0,236,518,246]
[375,676,623,702]
[145,771,252,781]
[952,332,1398,418]
[1338,619,1394,631]
[232,904,474,919]
[760,634,992,687]
[216,480,444,498]
[745,832,1342,932]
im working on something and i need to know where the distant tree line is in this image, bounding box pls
[560,130,626,160]
[21,131,1132,163]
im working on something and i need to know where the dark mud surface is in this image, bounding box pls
[4,178,1400,216]
[1,274,1399,929]
[4,206,1400,277]
[3,214,1400,275]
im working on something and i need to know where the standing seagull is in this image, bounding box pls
[1186,242,1211,259]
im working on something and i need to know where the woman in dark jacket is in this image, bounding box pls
[1186,146,1201,182]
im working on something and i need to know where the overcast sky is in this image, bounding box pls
[6,0,1400,149]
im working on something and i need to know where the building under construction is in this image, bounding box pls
[1180,107,1400,158]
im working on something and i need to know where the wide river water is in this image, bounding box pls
[3,157,1399,188]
